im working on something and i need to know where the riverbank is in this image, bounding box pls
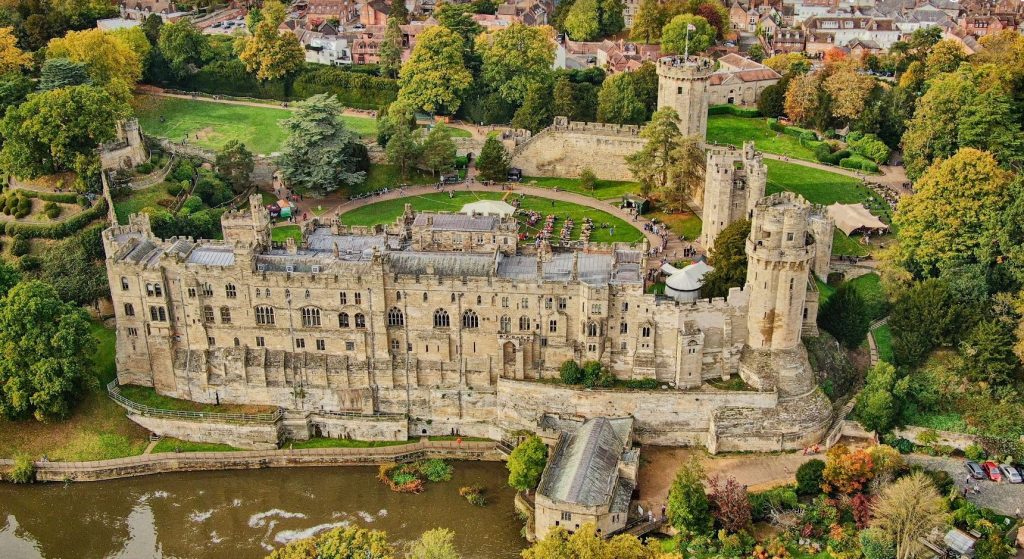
[0,439,503,483]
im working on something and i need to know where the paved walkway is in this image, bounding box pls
[907,455,1024,516]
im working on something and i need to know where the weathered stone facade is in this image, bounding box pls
[701,142,768,250]
[510,118,645,181]
[104,189,833,451]
[99,119,147,171]
[656,56,713,140]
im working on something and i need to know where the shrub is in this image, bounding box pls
[7,454,35,483]
[622,378,660,389]
[10,235,29,256]
[166,181,185,197]
[964,443,986,461]
[3,198,106,239]
[796,459,826,495]
[839,158,879,173]
[292,66,399,110]
[748,486,798,521]
[43,201,61,219]
[417,459,453,482]
[580,360,605,388]
[708,104,761,117]
[17,255,40,271]
[459,485,487,506]
[136,161,155,174]
[768,119,785,133]
[559,360,582,384]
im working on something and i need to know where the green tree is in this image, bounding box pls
[398,26,474,114]
[749,43,765,62]
[511,82,553,133]
[956,88,1024,170]
[507,435,548,492]
[391,0,410,24]
[235,0,304,81]
[923,39,965,79]
[959,320,1020,385]
[625,107,703,208]
[405,528,460,559]
[667,457,712,535]
[818,283,871,349]
[215,140,255,193]
[522,524,654,559]
[0,84,129,188]
[551,76,575,118]
[795,459,825,496]
[757,75,789,118]
[476,23,554,105]
[158,19,210,78]
[854,361,902,434]
[889,278,958,367]
[0,74,31,116]
[39,229,110,306]
[435,2,483,54]
[142,13,163,44]
[46,27,143,89]
[475,135,509,182]
[38,57,91,90]
[901,68,974,180]
[0,260,20,298]
[596,71,646,124]
[386,121,421,180]
[700,220,750,298]
[602,0,626,35]
[563,0,601,41]
[630,0,664,43]
[0,281,96,421]
[277,94,367,195]
[579,167,597,192]
[419,124,457,177]
[661,14,714,55]
[379,16,403,79]
[559,359,583,384]
[265,526,394,559]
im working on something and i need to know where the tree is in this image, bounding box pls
[891,149,1013,277]
[661,15,714,55]
[0,26,30,74]
[157,19,210,78]
[749,43,765,62]
[46,28,143,88]
[215,140,255,193]
[552,76,575,118]
[236,0,305,81]
[900,68,974,180]
[869,472,948,559]
[757,75,788,118]
[419,124,457,177]
[277,94,367,195]
[405,528,460,559]
[0,84,130,186]
[784,72,821,126]
[888,278,959,367]
[475,135,509,182]
[956,88,1024,170]
[141,13,163,44]
[818,283,870,348]
[601,0,626,36]
[266,526,394,559]
[854,361,902,434]
[579,167,597,192]
[667,457,711,535]
[507,435,547,492]
[390,0,410,24]
[822,444,874,494]
[38,58,91,90]
[708,475,751,533]
[476,23,554,105]
[796,459,826,496]
[0,281,96,421]
[701,220,750,298]
[398,26,474,114]
[823,61,876,122]
[625,107,703,209]
[522,524,656,559]
[923,39,965,79]
[630,0,664,44]
[563,0,601,41]
[764,53,810,75]
[0,260,19,299]
[39,229,110,306]
[695,0,729,38]
[596,71,647,125]
[379,17,403,79]
[959,320,1020,386]
[511,82,553,133]
[559,359,583,383]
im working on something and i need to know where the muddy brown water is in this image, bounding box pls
[0,462,526,559]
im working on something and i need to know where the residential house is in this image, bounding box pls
[495,0,553,25]
[708,53,781,105]
[560,39,662,73]
[803,15,900,55]
[307,0,359,22]
[282,19,352,65]
[958,14,1006,36]
[769,26,806,53]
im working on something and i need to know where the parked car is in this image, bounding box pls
[982,461,1002,481]
[1000,464,1022,483]
[965,461,986,479]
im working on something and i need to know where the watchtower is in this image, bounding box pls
[700,142,767,250]
[221,194,271,250]
[656,56,714,140]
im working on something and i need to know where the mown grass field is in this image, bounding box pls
[648,210,702,241]
[339,191,646,243]
[113,182,176,225]
[271,224,302,243]
[708,115,821,161]
[151,437,241,453]
[872,323,893,364]
[135,96,377,155]
[522,176,643,200]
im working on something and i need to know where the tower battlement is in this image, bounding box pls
[701,142,767,250]
[656,56,713,140]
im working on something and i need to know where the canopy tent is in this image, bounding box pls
[460,200,516,218]
[827,203,889,236]
[661,259,714,302]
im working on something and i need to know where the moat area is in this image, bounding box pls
[0,462,525,559]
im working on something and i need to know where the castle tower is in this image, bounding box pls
[221,194,271,249]
[743,192,817,353]
[656,56,714,140]
[700,142,767,250]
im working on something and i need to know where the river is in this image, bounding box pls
[0,462,527,559]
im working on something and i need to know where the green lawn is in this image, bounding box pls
[135,95,377,155]
[902,409,969,433]
[848,273,889,321]
[289,437,416,449]
[648,210,702,241]
[114,182,176,224]
[765,159,875,205]
[271,224,302,243]
[339,191,646,243]
[522,176,643,200]
[831,227,870,257]
[708,115,823,162]
[816,278,836,305]
[352,164,437,195]
[118,385,276,415]
[871,323,893,364]
[151,437,241,453]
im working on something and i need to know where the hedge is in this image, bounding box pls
[783,125,817,142]
[15,189,79,204]
[181,60,288,100]
[812,143,851,165]
[839,157,879,173]
[708,104,761,117]
[3,198,108,239]
[292,66,398,109]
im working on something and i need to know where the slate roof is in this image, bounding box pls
[388,251,495,276]
[537,417,632,507]
[412,213,499,232]
[187,246,235,267]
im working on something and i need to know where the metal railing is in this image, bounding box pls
[106,380,283,423]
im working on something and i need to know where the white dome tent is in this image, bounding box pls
[661,259,714,302]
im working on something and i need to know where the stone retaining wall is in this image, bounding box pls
[0,441,501,483]
[129,414,284,450]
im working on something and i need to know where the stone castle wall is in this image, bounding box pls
[510,120,645,181]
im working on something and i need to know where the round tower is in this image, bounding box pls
[743,192,816,352]
[656,56,714,140]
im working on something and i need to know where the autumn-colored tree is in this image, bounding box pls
[625,107,704,207]
[900,67,974,180]
[694,1,729,38]
[235,0,305,80]
[522,524,664,559]
[46,28,143,88]
[708,475,751,533]
[266,526,395,559]
[850,493,873,529]
[783,72,821,125]
[823,47,847,65]
[0,27,31,75]
[822,444,874,495]
[764,53,810,75]
[630,0,664,44]
[823,61,876,122]
[924,39,965,79]
[870,472,948,559]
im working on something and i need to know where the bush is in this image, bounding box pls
[783,125,817,141]
[9,235,29,256]
[136,161,155,174]
[292,66,399,110]
[166,181,185,197]
[7,454,35,483]
[839,158,879,173]
[848,133,891,164]
[580,360,605,388]
[417,459,453,482]
[748,486,798,521]
[622,378,660,389]
[17,255,40,271]
[559,360,582,384]
[3,198,106,239]
[708,104,761,117]
[964,443,986,461]
[43,201,61,219]
[768,119,785,133]
[795,459,825,495]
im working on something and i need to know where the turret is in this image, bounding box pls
[700,142,767,250]
[221,194,270,250]
[656,56,714,140]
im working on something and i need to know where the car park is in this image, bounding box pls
[982,461,1002,481]
[965,461,986,479]
[1000,464,1023,483]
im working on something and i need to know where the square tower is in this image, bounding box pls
[700,142,767,250]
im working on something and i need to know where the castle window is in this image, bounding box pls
[642,326,651,337]
[295,338,306,349]
[304,289,310,299]
[561,511,572,521]
[435,309,451,328]
[203,306,215,324]
[226,284,237,298]
[621,302,629,312]
[790,278,794,290]
[317,339,326,351]
[477,295,482,305]
[202,283,213,297]
[451,293,456,303]
[301,307,322,328]
[339,312,350,327]
[501,296,509,308]
[462,310,479,329]
[121,277,129,291]
[220,307,232,324]
[188,287,197,298]
[234,337,240,347]
[354,293,362,304]
[149,306,166,321]
[390,339,400,352]
[519,316,530,331]
[387,307,404,327]
[423,292,428,302]
[620,322,628,334]
[124,303,135,317]
[549,319,557,333]
[255,306,276,325]
[256,336,265,347]
[354,313,366,328]
[499,315,511,332]
[545,297,552,309]
[587,321,598,337]
[345,341,355,351]
[677,86,682,94]
[256,288,261,297]
[340,292,348,304]
[208,337,215,346]
[520,297,529,309]
[147,283,163,297]
[591,303,603,314]
[127,327,138,337]
[266,288,271,297]
[620,341,627,351]
[397,291,402,301]
[803,307,808,319]
[558,297,567,310]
